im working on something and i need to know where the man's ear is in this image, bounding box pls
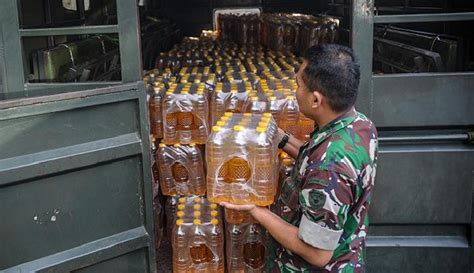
[312,91,323,109]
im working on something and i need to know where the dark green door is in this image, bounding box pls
[0,82,157,272]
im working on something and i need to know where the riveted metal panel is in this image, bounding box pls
[0,82,156,272]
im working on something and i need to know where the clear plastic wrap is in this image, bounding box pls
[261,70,295,80]
[265,91,300,136]
[295,113,315,141]
[149,83,165,139]
[210,82,255,125]
[157,143,206,196]
[179,66,212,75]
[257,79,298,93]
[162,83,209,144]
[223,72,260,84]
[206,113,279,206]
[171,73,217,85]
[171,196,224,273]
[225,209,268,273]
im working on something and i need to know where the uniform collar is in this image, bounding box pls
[308,107,357,150]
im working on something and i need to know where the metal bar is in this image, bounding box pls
[116,0,142,82]
[0,84,138,115]
[19,25,119,37]
[367,236,469,248]
[374,12,474,24]
[135,81,157,273]
[351,0,374,117]
[3,227,150,272]
[1,0,25,93]
[0,133,142,186]
[24,81,120,91]
[379,134,469,143]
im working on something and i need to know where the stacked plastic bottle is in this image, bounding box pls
[278,152,295,199]
[206,113,279,206]
[225,208,268,273]
[210,82,255,125]
[157,142,206,196]
[162,83,209,145]
[172,196,224,273]
[260,89,300,137]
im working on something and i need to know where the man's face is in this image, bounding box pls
[295,61,314,119]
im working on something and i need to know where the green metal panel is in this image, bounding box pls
[1,0,25,93]
[117,0,142,82]
[0,82,157,272]
[351,0,374,117]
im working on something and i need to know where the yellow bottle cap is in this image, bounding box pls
[173,143,180,147]
[212,126,221,132]
[258,121,268,128]
[194,204,201,210]
[177,204,185,210]
[287,95,295,100]
[263,113,272,117]
[283,158,293,164]
[261,116,272,122]
[216,121,226,127]
[153,86,160,92]
[251,97,259,101]
[197,90,204,95]
[177,211,185,218]
[194,197,201,203]
[189,142,196,147]
[243,113,252,117]
[193,219,201,225]
[280,152,288,158]
[176,219,184,226]
[194,211,201,217]
[159,143,166,148]
[224,112,233,117]
[256,126,266,133]
[166,91,173,95]
[269,96,277,101]
[178,197,186,203]
[210,203,218,209]
[220,116,229,121]
[231,89,238,94]
[233,125,244,132]
[210,210,218,217]
[210,219,219,225]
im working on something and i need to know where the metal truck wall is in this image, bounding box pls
[366,138,473,272]
[0,83,157,272]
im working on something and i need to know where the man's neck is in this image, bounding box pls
[315,110,345,129]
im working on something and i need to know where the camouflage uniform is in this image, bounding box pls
[268,107,378,273]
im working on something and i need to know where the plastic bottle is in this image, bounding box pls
[172,219,190,272]
[296,113,315,141]
[279,95,299,136]
[157,143,206,196]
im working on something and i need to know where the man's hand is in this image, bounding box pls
[219,202,256,212]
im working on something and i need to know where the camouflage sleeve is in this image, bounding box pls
[297,168,353,251]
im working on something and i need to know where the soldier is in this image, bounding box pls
[221,44,378,272]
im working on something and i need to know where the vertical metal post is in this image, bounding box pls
[351,0,374,118]
[117,0,142,82]
[1,0,25,93]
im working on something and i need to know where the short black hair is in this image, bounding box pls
[301,44,360,112]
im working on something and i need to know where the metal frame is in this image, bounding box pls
[351,1,474,121]
[0,0,142,94]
